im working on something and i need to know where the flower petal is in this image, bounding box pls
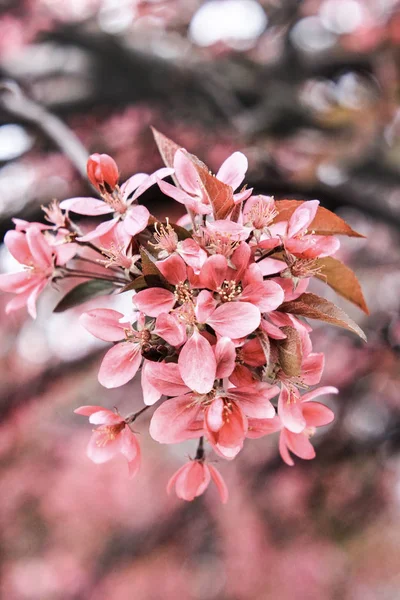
[59,197,114,216]
[130,167,174,202]
[228,383,278,419]
[98,342,142,388]
[301,386,338,403]
[134,288,175,317]
[278,386,306,434]
[4,230,32,265]
[123,205,150,236]
[26,280,47,318]
[205,397,225,432]
[174,150,201,194]
[119,427,141,477]
[86,430,122,464]
[145,361,190,396]
[141,360,162,406]
[195,290,217,323]
[156,254,187,285]
[76,218,118,242]
[247,414,282,439]
[74,405,111,416]
[120,173,148,199]
[154,312,187,347]
[240,280,284,313]
[208,464,229,503]
[199,254,227,290]
[177,239,207,274]
[284,429,316,461]
[149,394,203,443]
[301,353,324,386]
[287,199,319,238]
[216,151,248,190]
[80,308,127,341]
[207,302,260,338]
[157,177,191,204]
[215,337,236,378]
[26,228,53,270]
[171,461,211,501]
[178,329,216,394]
[302,402,335,427]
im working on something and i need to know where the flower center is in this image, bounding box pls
[102,187,126,214]
[217,280,242,302]
[151,220,179,256]
[99,243,134,270]
[174,282,193,305]
[94,422,125,447]
[207,232,240,259]
[246,197,277,230]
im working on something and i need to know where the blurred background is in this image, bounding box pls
[0,1,400,598]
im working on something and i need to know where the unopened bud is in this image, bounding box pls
[87,153,119,192]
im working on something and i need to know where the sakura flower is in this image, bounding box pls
[79,308,161,403]
[242,195,277,238]
[41,199,69,229]
[74,405,141,477]
[277,384,337,435]
[147,357,279,459]
[0,226,71,318]
[167,459,228,503]
[96,221,141,273]
[258,200,340,259]
[248,386,336,465]
[60,153,173,242]
[157,149,251,215]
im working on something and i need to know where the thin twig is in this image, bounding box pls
[0,81,89,179]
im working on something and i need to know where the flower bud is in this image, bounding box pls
[87,153,119,192]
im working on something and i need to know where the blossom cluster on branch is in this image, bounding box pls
[0,129,368,504]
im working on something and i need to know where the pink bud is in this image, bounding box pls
[87,153,119,192]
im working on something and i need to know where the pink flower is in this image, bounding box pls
[258,200,340,259]
[60,158,173,242]
[96,221,141,272]
[0,226,68,318]
[157,149,251,215]
[74,405,141,477]
[147,358,279,459]
[248,386,337,465]
[242,195,277,237]
[167,459,228,503]
[79,308,160,402]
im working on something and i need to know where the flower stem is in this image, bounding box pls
[61,268,127,284]
[125,405,151,424]
[195,436,205,461]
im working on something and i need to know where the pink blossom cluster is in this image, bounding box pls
[0,130,367,504]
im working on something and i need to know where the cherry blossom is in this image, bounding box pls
[167,459,228,503]
[74,406,141,477]
[0,132,367,504]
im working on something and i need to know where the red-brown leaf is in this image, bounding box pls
[185,151,235,220]
[151,127,181,187]
[274,200,365,238]
[140,247,172,289]
[315,256,369,314]
[280,292,367,341]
